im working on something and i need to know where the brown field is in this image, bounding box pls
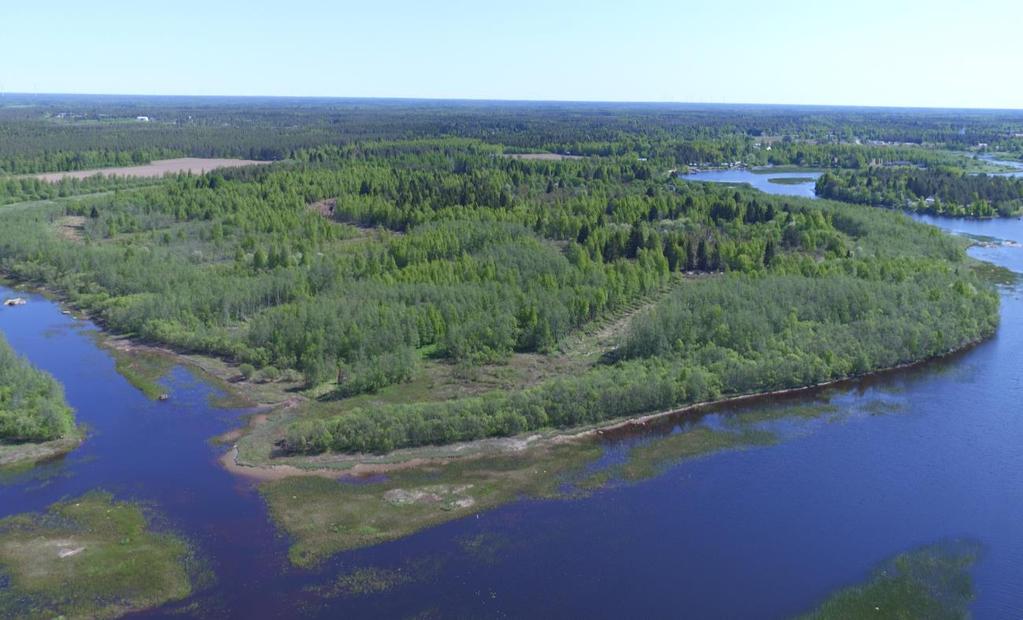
[30,158,266,182]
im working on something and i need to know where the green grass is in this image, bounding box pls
[0,492,203,619]
[799,540,981,619]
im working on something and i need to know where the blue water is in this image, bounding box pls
[1,211,1022,617]
[682,168,822,198]
[980,156,1023,178]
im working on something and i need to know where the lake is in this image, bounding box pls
[681,168,823,198]
[1,210,1022,617]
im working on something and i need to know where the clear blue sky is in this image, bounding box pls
[4,0,1021,108]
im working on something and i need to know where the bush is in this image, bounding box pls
[238,363,255,380]
[259,366,280,383]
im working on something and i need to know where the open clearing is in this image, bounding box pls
[29,158,265,182]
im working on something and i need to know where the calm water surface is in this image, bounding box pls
[1,206,1022,617]
[682,168,822,198]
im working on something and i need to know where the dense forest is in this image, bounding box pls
[0,133,998,454]
[0,174,156,207]
[3,95,1021,173]
[816,167,1023,217]
[0,334,75,443]
[279,196,997,453]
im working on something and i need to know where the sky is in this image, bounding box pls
[3,0,1021,109]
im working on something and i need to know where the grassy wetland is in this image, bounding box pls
[257,395,902,567]
[0,493,201,619]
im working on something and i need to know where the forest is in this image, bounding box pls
[0,129,999,455]
[816,167,1023,217]
[0,334,75,443]
[3,95,1022,174]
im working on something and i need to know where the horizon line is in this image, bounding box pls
[3,91,1023,114]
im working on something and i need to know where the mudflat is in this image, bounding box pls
[30,158,265,182]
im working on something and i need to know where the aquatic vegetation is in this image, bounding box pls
[969,259,1020,287]
[0,492,201,619]
[307,557,445,599]
[800,540,981,619]
[617,427,776,481]
[259,442,605,567]
[261,399,852,565]
[457,532,514,566]
[768,177,817,185]
[107,346,174,400]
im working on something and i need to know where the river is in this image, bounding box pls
[1,185,1022,616]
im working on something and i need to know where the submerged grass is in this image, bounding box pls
[306,556,445,599]
[259,396,883,567]
[0,492,201,619]
[259,442,604,567]
[618,427,777,481]
[261,407,796,567]
[767,177,817,185]
[968,258,1020,287]
[105,346,174,400]
[799,540,982,619]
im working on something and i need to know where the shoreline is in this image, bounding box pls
[223,334,991,481]
[0,274,997,480]
[0,432,84,470]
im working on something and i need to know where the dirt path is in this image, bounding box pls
[559,274,692,361]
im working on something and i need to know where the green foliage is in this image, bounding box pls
[0,174,155,206]
[279,194,997,454]
[238,363,255,380]
[4,96,1019,174]
[817,167,1023,217]
[0,111,1005,454]
[282,267,996,454]
[0,335,75,443]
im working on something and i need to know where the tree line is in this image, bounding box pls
[816,167,1023,217]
